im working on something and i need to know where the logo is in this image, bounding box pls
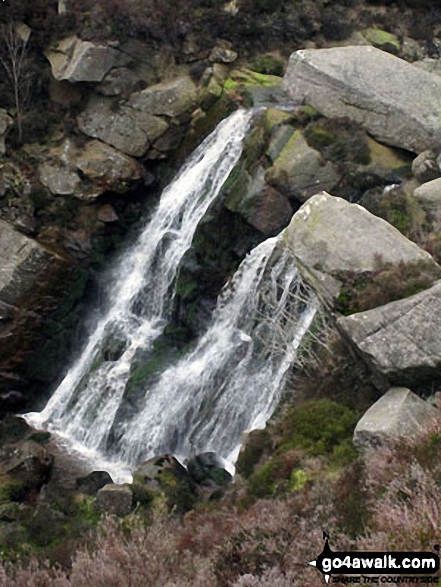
[308,532,440,584]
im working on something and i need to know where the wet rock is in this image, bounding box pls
[95,484,133,516]
[0,110,13,155]
[78,95,169,157]
[76,471,113,495]
[338,283,441,387]
[187,452,232,487]
[412,150,440,184]
[0,416,30,443]
[282,46,441,153]
[354,387,441,449]
[265,130,339,202]
[46,36,119,83]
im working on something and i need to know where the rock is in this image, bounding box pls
[226,166,292,235]
[353,387,441,449]
[78,95,169,157]
[0,416,30,443]
[95,484,133,516]
[134,454,189,490]
[97,204,118,223]
[187,452,232,487]
[412,150,440,184]
[284,192,438,301]
[96,67,141,97]
[413,178,441,221]
[265,131,339,201]
[414,58,441,77]
[76,471,113,495]
[0,220,80,394]
[0,110,13,155]
[129,75,197,118]
[282,46,441,153]
[209,46,238,63]
[360,136,412,182]
[49,79,83,107]
[363,28,400,54]
[338,283,441,387]
[46,36,119,83]
[39,162,81,195]
[45,139,143,200]
[0,441,53,488]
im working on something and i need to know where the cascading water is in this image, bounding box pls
[114,237,318,470]
[26,108,319,481]
[26,110,254,472]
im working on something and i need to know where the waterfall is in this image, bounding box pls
[114,237,318,470]
[26,110,253,463]
[26,108,319,481]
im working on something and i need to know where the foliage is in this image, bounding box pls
[335,258,441,315]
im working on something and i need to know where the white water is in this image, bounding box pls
[26,109,319,481]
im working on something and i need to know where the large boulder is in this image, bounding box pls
[0,440,53,489]
[129,75,197,118]
[78,95,169,157]
[134,454,189,490]
[282,46,441,153]
[46,36,119,83]
[338,283,441,387]
[354,387,441,449]
[284,192,438,301]
[265,130,339,202]
[187,452,232,487]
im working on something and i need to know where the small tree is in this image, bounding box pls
[0,20,32,143]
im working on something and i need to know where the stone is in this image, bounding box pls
[97,204,118,223]
[96,67,141,97]
[265,130,340,202]
[76,471,113,495]
[363,28,400,54]
[413,178,441,221]
[95,484,133,516]
[46,36,119,83]
[353,387,441,449]
[414,58,441,77]
[209,46,238,63]
[1,441,53,488]
[412,150,440,184]
[0,110,13,155]
[134,454,189,490]
[187,452,232,487]
[338,283,441,387]
[78,95,169,157]
[49,79,82,106]
[284,192,438,300]
[360,136,412,182]
[282,46,441,153]
[129,75,197,118]
[39,162,81,195]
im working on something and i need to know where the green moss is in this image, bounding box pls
[280,399,359,457]
[363,27,400,53]
[249,54,285,76]
[289,469,309,491]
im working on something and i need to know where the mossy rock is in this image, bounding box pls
[363,28,401,54]
[249,53,286,76]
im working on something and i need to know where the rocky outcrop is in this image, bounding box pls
[338,283,441,387]
[40,139,144,200]
[0,110,13,156]
[0,220,83,399]
[354,387,441,449]
[46,36,119,83]
[265,130,339,201]
[282,46,441,153]
[412,150,440,184]
[284,192,437,301]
